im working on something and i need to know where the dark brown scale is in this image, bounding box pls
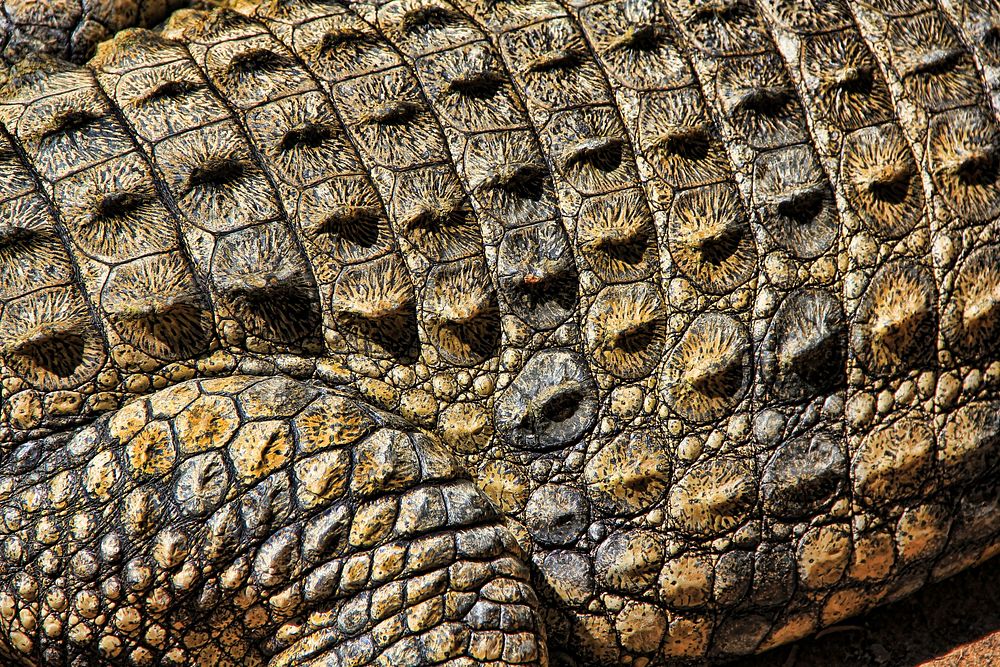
[801,30,895,131]
[637,91,732,188]
[187,20,314,104]
[335,66,446,168]
[761,431,847,519]
[368,0,585,361]
[451,1,670,490]
[886,11,982,111]
[758,288,846,402]
[4,51,223,394]
[715,53,807,149]
[500,17,611,110]
[752,144,839,259]
[0,172,107,400]
[545,106,637,195]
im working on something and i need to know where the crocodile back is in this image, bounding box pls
[3,0,1000,664]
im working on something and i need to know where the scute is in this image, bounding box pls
[584,282,667,380]
[761,431,846,518]
[584,430,671,515]
[853,417,935,505]
[942,245,1000,361]
[495,349,599,451]
[852,261,937,376]
[638,88,731,189]
[577,0,690,91]
[211,222,322,349]
[425,259,500,366]
[759,289,846,402]
[841,123,923,239]
[753,145,838,259]
[1,286,106,391]
[496,221,577,330]
[662,312,751,423]
[577,188,658,283]
[715,53,806,149]
[667,458,756,537]
[939,400,1000,485]
[102,253,212,362]
[668,183,756,294]
[0,195,73,300]
[801,30,894,131]
[928,106,1000,222]
[545,105,636,195]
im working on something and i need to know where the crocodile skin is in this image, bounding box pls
[0,0,187,63]
[2,0,1000,665]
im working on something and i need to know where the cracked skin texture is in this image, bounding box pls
[3,0,1000,665]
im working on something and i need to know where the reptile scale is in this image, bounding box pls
[0,0,999,664]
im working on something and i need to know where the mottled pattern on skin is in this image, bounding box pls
[2,0,1000,665]
[0,0,187,63]
[0,375,545,666]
